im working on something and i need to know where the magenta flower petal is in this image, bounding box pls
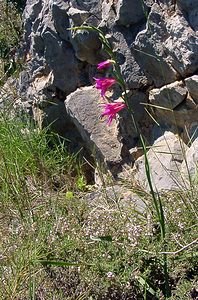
[100,102,126,125]
[94,77,116,98]
[97,60,113,70]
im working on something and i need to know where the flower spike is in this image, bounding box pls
[97,59,115,70]
[100,102,126,125]
[94,77,116,98]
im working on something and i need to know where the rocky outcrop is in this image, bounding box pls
[17,0,198,187]
[133,132,189,192]
[149,79,198,135]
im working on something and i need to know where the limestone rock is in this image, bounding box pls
[115,0,148,26]
[18,0,198,183]
[65,86,123,173]
[23,0,43,50]
[133,3,179,87]
[181,138,198,182]
[149,80,198,134]
[51,1,71,42]
[154,99,197,135]
[41,33,79,94]
[70,0,103,17]
[85,185,146,214]
[185,75,198,104]
[133,132,188,192]
[67,7,90,26]
[149,81,187,110]
[104,28,150,89]
[68,3,104,64]
[133,3,198,87]
[70,29,104,65]
[163,14,198,78]
[118,90,151,149]
[177,0,198,31]
[101,0,115,25]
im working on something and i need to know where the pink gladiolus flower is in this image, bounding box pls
[100,102,126,125]
[97,59,115,70]
[94,77,116,97]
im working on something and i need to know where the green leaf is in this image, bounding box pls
[77,175,87,191]
[136,275,156,296]
[35,260,81,267]
[35,259,94,267]
[90,235,113,242]
[67,26,103,34]
[65,191,74,200]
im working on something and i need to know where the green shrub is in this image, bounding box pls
[0,0,23,83]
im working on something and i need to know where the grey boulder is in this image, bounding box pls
[133,132,188,192]
[65,86,124,174]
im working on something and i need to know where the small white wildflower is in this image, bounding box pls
[178,222,184,229]
[106,271,115,279]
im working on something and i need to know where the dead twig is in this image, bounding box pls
[139,238,198,256]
